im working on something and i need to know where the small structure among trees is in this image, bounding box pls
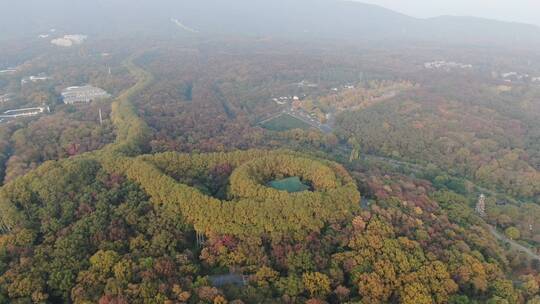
[476,193,486,217]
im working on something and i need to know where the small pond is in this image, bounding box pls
[268,176,310,193]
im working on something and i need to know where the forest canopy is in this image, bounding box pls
[124,150,360,239]
[0,35,539,303]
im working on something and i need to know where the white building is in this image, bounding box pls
[51,34,88,47]
[0,107,46,118]
[0,68,17,74]
[424,61,472,70]
[297,80,318,88]
[61,85,110,104]
[64,35,87,44]
[500,71,530,82]
[501,72,518,78]
[51,38,74,47]
[0,94,12,103]
[21,74,51,85]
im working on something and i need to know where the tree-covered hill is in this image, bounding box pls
[0,50,538,304]
[2,0,540,47]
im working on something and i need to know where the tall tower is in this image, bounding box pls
[476,194,486,217]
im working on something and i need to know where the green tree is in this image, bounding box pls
[504,227,520,240]
[521,275,539,298]
[491,279,518,304]
[302,272,331,299]
[276,275,304,299]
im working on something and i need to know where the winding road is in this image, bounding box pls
[329,131,540,261]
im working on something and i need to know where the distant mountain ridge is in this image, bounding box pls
[1,0,539,47]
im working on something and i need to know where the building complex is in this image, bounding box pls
[61,85,110,104]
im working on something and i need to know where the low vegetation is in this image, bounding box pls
[121,151,360,239]
[261,114,312,132]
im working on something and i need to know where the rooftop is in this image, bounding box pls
[61,85,110,104]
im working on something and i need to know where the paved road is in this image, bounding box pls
[369,153,525,205]
[334,144,527,206]
[486,225,540,261]
[357,150,540,260]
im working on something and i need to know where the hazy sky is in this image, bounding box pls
[357,0,540,26]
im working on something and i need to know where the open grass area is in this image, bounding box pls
[261,113,311,131]
[268,176,310,193]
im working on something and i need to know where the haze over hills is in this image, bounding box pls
[1,0,540,46]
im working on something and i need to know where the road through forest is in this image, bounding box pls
[486,225,540,261]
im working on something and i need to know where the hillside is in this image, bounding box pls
[1,0,540,47]
[0,51,534,303]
